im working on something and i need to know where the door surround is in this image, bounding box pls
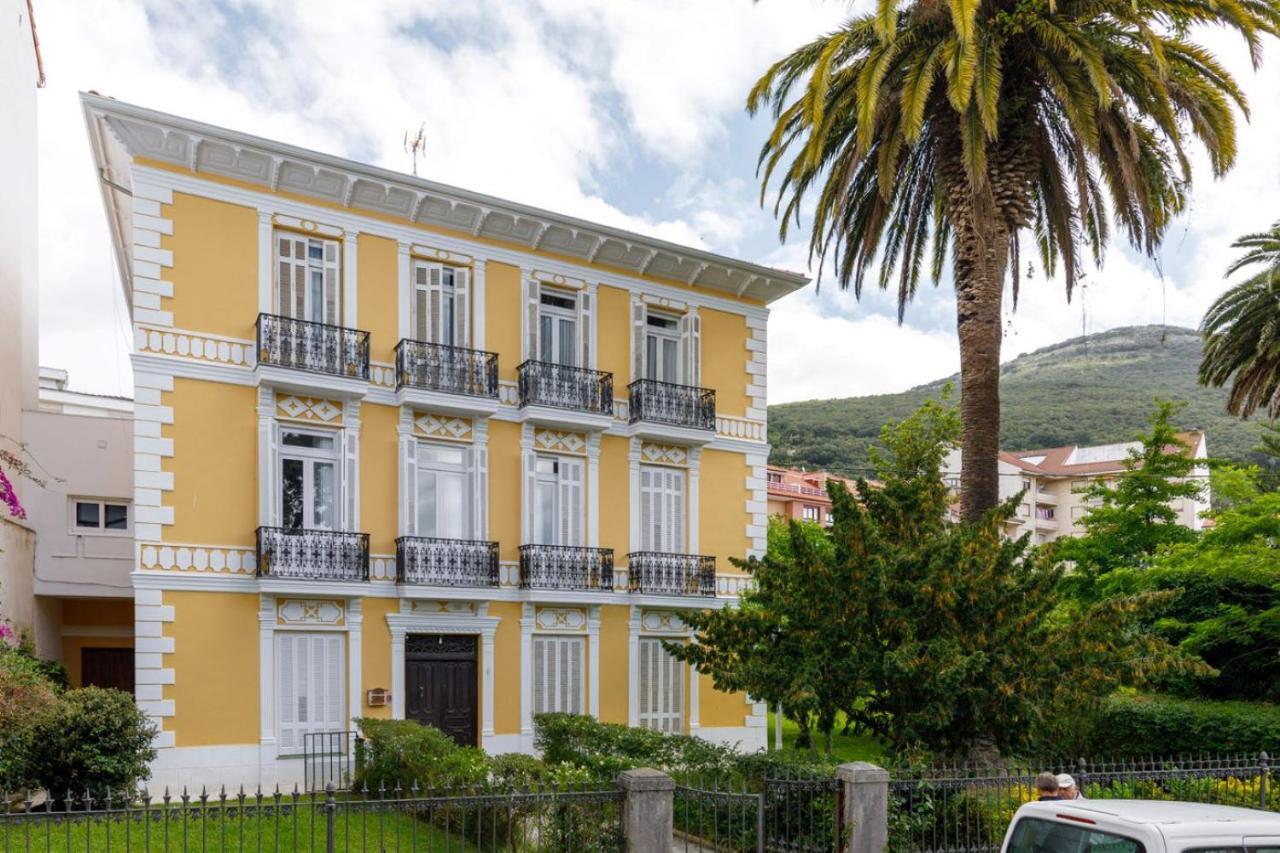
[405,634,478,746]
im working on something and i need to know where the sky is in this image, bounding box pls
[31,0,1280,404]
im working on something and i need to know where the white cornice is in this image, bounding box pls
[80,94,809,307]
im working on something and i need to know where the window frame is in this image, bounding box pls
[537,288,579,367]
[638,637,685,733]
[801,505,820,522]
[639,464,686,553]
[533,455,583,547]
[643,310,682,384]
[415,442,470,540]
[275,631,346,756]
[278,425,341,532]
[531,634,584,716]
[68,498,132,537]
[275,231,340,325]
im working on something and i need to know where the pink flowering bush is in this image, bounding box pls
[0,466,24,520]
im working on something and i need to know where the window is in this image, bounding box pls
[767,472,782,485]
[275,233,339,325]
[802,505,819,522]
[825,511,834,525]
[534,456,583,546]
[280,428,339,530]
[532,635,583,714]
[70,499,130,535]
[416,444,468,539]
[1006,817,1143,853]
[638,638,684,733]
[639,466,685,553]
[1035,505,1055,520]
[412,262,471,346]
[276,632,345,754]
[538,290,578,366]
[644,312,680,383]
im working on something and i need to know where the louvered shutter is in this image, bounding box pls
[276,633,345,754]
[525,278,541,359]
[534,637,548,714]
[278,634,297,749]
[639,468,654,551]
[578,289,592,368]
[276,234,308,318]
[428,265,444,343]
[669,469,685,553]
[532,636,583,714]
[632,299,646,382]
[402,436,418,536]
[558,458,583,546]
[453,267,470,347]
[679,310,701,387]
[639,639,684,732]
[322,240,340,324]
[412,263,430,341]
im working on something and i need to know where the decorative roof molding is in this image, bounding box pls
[80,94,809,305]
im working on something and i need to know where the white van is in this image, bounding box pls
[1000,800,1280,852]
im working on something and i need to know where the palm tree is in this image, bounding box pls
[750,0,1279,521]
[1199,222,1280,418]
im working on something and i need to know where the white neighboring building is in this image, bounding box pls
[944,432,1211,544]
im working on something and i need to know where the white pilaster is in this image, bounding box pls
[348,598,363,727]
[474,418,490,538]
[627,438,642,554]
[520,424,536,546]
[586,432,601,548]
[343,401,362,531]
[688,447,702,554]
[390,627,407,720]
[397,241,411,341]
[481,627,496,741]
[258,211,274,314]
[398,407,416,537]
[587,606,601,719]
[343,230,359,326]
[472,259,487,349]
[627,606,641,728]
[258,595,276,747]
[520,602,535,738]
[688,642,700,733]
[257,386,277,527]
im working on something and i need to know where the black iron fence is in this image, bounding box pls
[256,313,370,380]
[627,552,716,596]
[395,339,499,398]
[302,731,359,793]
[396,536,500,588]
[628,379,716,431]
[518,544,615,591]
[256,526,371,582]
[0,782,626,852]
[888,753,1275,853]
[672,772,845,853]
[517,360,614,415]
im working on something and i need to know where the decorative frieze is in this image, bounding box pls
[414,412,473,442]
[640,442,688,467]
[411,600,478,615]
[138,543,256,575]
[370,362,396,389]
[276,394,343,423]
[534,429,586,455]
[135,325,254,366]
[277,598,345,626]
[535,606,587,631]
[639,609,689,635]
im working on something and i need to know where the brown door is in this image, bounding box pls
[405,635,477,747]
[81,648,134,693]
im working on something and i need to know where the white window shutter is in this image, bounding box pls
[639,468,653,551]
[669,469,685,553]
[277,633,345,754]
[632,299,646,382]
[453,267,471,347]
[638,638,684,732]
[276,234,308,318]
[413,263,430,341]
[559,458,583,547]
[322,239,340,325]
[569,638,582,712]
[428,264,444,343]
[278,635,296,749]
[680,310,701,387]
[578,289,593,369]
[403,436,418,536]
[525,278,541,360]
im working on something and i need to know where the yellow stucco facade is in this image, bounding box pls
[85,95,798,789]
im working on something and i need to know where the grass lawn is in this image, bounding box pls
[765,709,886,764]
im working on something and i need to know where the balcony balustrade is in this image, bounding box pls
[628,379,715,431]
[517,360,613,415]
[626,552,716,597]
[518,544,614,591]
[256,313,370,380]
[396,536,500,588]
[395,340,498,398]
[256,526,370,582]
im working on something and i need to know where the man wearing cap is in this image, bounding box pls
[1057,773,1084,800]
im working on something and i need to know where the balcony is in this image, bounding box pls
[627,552,716,597]
[517,361,614,428]
[396,536,500,588]
[256,526,370,583]
[395,340,498,400]
[256,314,370,395]
[628,380,715,432]
[518,544,614,592]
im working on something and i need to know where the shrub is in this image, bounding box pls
[1081,694,1280,756]
[25,687,156,799]
[354,718,489,792]
[0,648,61,790]
[534,713,736,778]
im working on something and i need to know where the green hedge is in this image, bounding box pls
[1083,694,1280,756]
[534,713,737,777]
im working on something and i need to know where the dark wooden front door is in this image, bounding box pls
[405,635,478,747]
[81,648,134,693]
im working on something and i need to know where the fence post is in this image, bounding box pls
[324,783,336,853]
[618,768,674,853]
[1261,752,1269,810]
[837,762,890,853]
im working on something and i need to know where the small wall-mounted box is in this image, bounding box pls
[366,688,390,707]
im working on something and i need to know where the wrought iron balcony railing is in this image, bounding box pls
[256,526,370,582]
[256,313,370,380]
[517,360,613,415]
[395,340,498,398]
[628,379,716,430]
[518,544,614,591]
[396,536,500,587]
[627,552,717,596]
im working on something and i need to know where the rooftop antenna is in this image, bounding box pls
[404,124,426,176]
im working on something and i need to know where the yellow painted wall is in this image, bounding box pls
[699,674,749,728]
[359,403,399,555]
[597,605,631,724]
[164,379,257,546]
[699,308,749,417]
[163,192,258,338]
[164,590,259,746]
[359,597,398,720]
[487,420,523,563]
[357,234,399,363]
[486,261,522,383]
[488,601,523,735]
[700,449,750,566]
[596,285,630,386]
[600,435,630,554]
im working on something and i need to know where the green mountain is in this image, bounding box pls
[768,325,1271,477]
